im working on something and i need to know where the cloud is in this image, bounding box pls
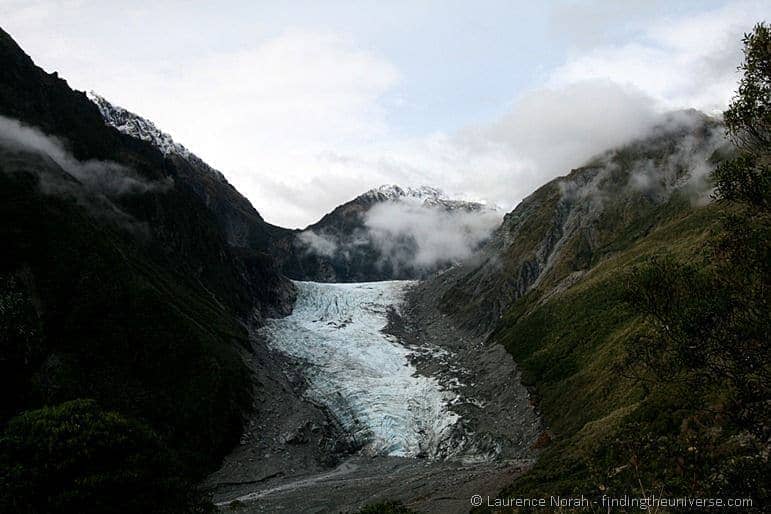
[302,80,661,219]
[549,1,763,113]
[2,1,759,228]
[364,201,502,270]
[0,115,169,195]
[0,115,170,225]
[557,111,729,211]
[297,230,338,258]
[298,199,502,274]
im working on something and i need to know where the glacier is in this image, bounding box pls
[260,280,462,459]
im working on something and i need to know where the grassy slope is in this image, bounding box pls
[491,201,722,498]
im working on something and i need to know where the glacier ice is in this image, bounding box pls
[260,280,461,459]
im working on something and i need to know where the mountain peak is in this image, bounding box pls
[361,184,446,202]
[87,91,231,183]
[358,184,496,213]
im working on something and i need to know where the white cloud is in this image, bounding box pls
[0,115,169,230]
[1,1,762,228]
[92,29,401,228]
[0,115,168,196]
[363,201,502,270]
[298,80,659,216]
[298,230,338,257]
[306,1,760,219]
[550,1,763,113]
[298,199,502,273]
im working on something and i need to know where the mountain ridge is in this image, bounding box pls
[427,110,727,333]
[83,91,502,283]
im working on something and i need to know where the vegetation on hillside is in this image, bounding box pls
[617,20,769,505]
[484,22,769,512]
[0,399,214,514]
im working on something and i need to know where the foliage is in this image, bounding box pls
[622,253,769,433]
[494,24,770,510]
[607,20,770,508]
[595,395,768,504]
[712,154,769,208]
[0,399,213,514]
[723,23,770,157]
[624,19,770,436]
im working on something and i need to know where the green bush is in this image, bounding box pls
[0,399,209,514]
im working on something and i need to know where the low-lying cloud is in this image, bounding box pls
[557,111,729,212]
[364,201,501,269]
[0,115,169,196]
[299,198,502,274]
[297,229,339,257]
[0,115,171,227]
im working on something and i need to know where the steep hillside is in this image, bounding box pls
[431,111,727,333]
[412,112,761,504]
[491,204,727,499]
[0,27,292,512]
[87,92,292,255]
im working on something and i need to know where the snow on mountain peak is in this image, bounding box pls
[87,91,191,158]
[362,184,446,202]
[361,184,496,212]
[87,91,228,182]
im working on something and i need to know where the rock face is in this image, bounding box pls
[87,91,196,159]
[427,111,729,333]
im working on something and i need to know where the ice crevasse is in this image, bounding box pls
[260,280,461,459]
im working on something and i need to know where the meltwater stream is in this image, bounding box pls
[260,280,461,459]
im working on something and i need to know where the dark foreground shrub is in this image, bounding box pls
[0,399,210,514]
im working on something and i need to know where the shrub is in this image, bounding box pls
[0,399,209,514]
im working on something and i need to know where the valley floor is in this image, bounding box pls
[205,278,540,513]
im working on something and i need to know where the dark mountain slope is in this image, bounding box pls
[88,91,292,253]
[0,28,294,319]
[0,27,292,512]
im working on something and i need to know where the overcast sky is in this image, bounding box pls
[2,0,767,227]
